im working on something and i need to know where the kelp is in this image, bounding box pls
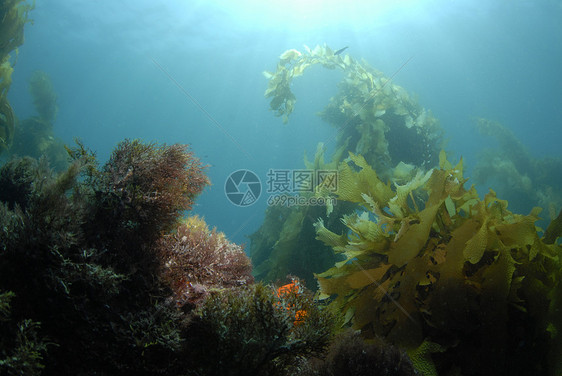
[0,1,32,59]
[10,116,68,171]
[253,47,446,288]
[0,8,63,165]
[473,118,562,219]
[9,71,65,170]
[315,151,562,375]
[0,0,33,154]
[264,44,443,171]
[265,45,418,126]
[29,70,58,123]
[249,143,355,289]
[544,209,562,244]
[249,203,347,290]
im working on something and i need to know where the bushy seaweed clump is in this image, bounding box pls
[0,139,210,374]
[301,329,418,376]
[186,281,338,376]
[86,139,209,270]
[0,291,48,376]
[157,216,351,376]
[158,214,254,310]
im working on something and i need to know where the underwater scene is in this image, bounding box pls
[1,0,562,375]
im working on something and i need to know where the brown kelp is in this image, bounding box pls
[1,4,65,168]
[314,151,562,375]
[252,46,446,287]
[28,70,58,123]
[473,118,562,220]
[264,44,443,169]
[10,71,67,171]
[0,0,33,154]
[250,143,356,289]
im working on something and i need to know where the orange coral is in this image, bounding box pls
[276,279,308,326]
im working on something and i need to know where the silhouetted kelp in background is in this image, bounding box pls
[0,0,33,155]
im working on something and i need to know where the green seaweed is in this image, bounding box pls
[253,47,447,288]
[10,116,68,171]
[1,291,50,376]
[264,44,444,169]
[0,100,14,154]
[314,151,562,375]
[249,203,347,289]
[249,143,355,289]
[544,209,562,244]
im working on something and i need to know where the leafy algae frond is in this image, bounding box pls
[315,151,562,375]
[264,44,444,170]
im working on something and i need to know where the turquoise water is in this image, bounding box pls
[8,0,562,244]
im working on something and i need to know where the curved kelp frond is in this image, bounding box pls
[264,44,444,171]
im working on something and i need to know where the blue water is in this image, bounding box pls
[8,0,562,245]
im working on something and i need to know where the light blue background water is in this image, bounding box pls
[8,0,562,245]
